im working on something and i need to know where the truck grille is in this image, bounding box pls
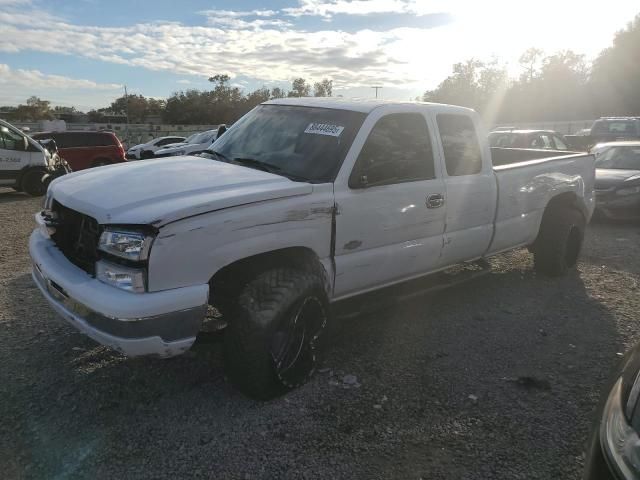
[50,201,101,275]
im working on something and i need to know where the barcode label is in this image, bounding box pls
[304,123,345,137]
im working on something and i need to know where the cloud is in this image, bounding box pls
[176,79,191,84]
[283,0,422,18]
[0,0,638,105]
[0,64,121,90]
[0,64,122,108]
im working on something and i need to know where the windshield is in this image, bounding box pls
[189,131,214,144]
[592,120,639,135]
[489,132,518,148]
[595,145,640,170]
[209,104,366,183]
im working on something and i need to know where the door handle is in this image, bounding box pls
[426,193,444,209]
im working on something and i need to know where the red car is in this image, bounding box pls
[32,131,127,171]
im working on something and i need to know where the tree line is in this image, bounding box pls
[2,13,638,125]
[0,77,333,124]
[423,14,640,124]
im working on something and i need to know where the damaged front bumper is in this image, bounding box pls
[29,229,209,357]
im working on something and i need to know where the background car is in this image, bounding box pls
[153,129,218,158]
[591,117,640,144]
[592,141,640,220]
[584,340,640,480]
[126,136,185,160]
[31,130,126,170]
[489,129,570,150]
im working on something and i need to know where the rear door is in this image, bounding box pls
[333,110,446,298]
[0,124,32,186]
[434,113,497,267]
[53,132,91,170]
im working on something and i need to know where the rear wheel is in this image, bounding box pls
[533,206,585,276]
[222,268,329,400]
[21,168,47,197]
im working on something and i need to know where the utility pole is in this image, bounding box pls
[372,86,382,99]
[124,85,130,144]
[124,85,130,124]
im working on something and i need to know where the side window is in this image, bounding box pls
[157,138,174,146]
[0,127,25,151]
[63,133,85,148]
[437,114,482,176]
[553,135,568,150]
[89,133,115,146]
[51,133,68,148]
[350,113,435,188]
[540,135,553,149]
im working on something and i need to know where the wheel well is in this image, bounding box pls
[543,192,584,220]
[209,247,330,305]
[16,166,46,189]
[532,192,585,249]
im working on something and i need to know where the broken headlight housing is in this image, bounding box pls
[96,260,146,293]
[98,229,153,262]
[96,228,154,293]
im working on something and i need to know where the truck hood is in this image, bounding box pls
[49,157,313,226]
[595,169,640,189]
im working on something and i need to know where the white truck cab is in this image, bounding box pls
[0,119,64,196]
[29,99,595,399]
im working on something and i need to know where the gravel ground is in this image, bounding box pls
[1,186,639,480]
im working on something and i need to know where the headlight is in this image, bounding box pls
[601,377,640,479]
[617,186,640,196]
[98,229,153,261]
[96,260,146,293]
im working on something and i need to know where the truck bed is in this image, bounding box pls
[487,148,596,255]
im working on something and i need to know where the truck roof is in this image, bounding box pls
[264,97,475,115]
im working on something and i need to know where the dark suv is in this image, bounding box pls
[32,131,126,171]
[590,117,640,144]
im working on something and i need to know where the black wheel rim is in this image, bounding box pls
[270,296,325,388]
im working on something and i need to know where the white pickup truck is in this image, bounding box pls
[30,98,595,399]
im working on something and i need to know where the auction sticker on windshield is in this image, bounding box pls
[304,123,345,137]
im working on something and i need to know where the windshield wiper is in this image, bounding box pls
[232,157,310,182]
[200,150,232,163]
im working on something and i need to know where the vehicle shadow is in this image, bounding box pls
[1,248,630,479]
[0,189,35,204]
[321,252,626,479]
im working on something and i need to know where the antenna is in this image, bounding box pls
[372,86,382,99]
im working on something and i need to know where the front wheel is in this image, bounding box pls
[533,206,585,277]
[21,168,47,196]
[222,268,329,400]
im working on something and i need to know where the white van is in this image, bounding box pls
[0,119,67,196]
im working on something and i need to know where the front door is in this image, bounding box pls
[333,111,446,299]
[0,125,32,186]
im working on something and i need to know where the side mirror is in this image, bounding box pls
[217,124,227,138]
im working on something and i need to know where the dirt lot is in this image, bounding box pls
[1,187,639,480]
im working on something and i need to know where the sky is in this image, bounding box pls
[0,0,638,110]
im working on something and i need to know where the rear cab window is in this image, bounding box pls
[349,113,436,188]
[436,114,483,176]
